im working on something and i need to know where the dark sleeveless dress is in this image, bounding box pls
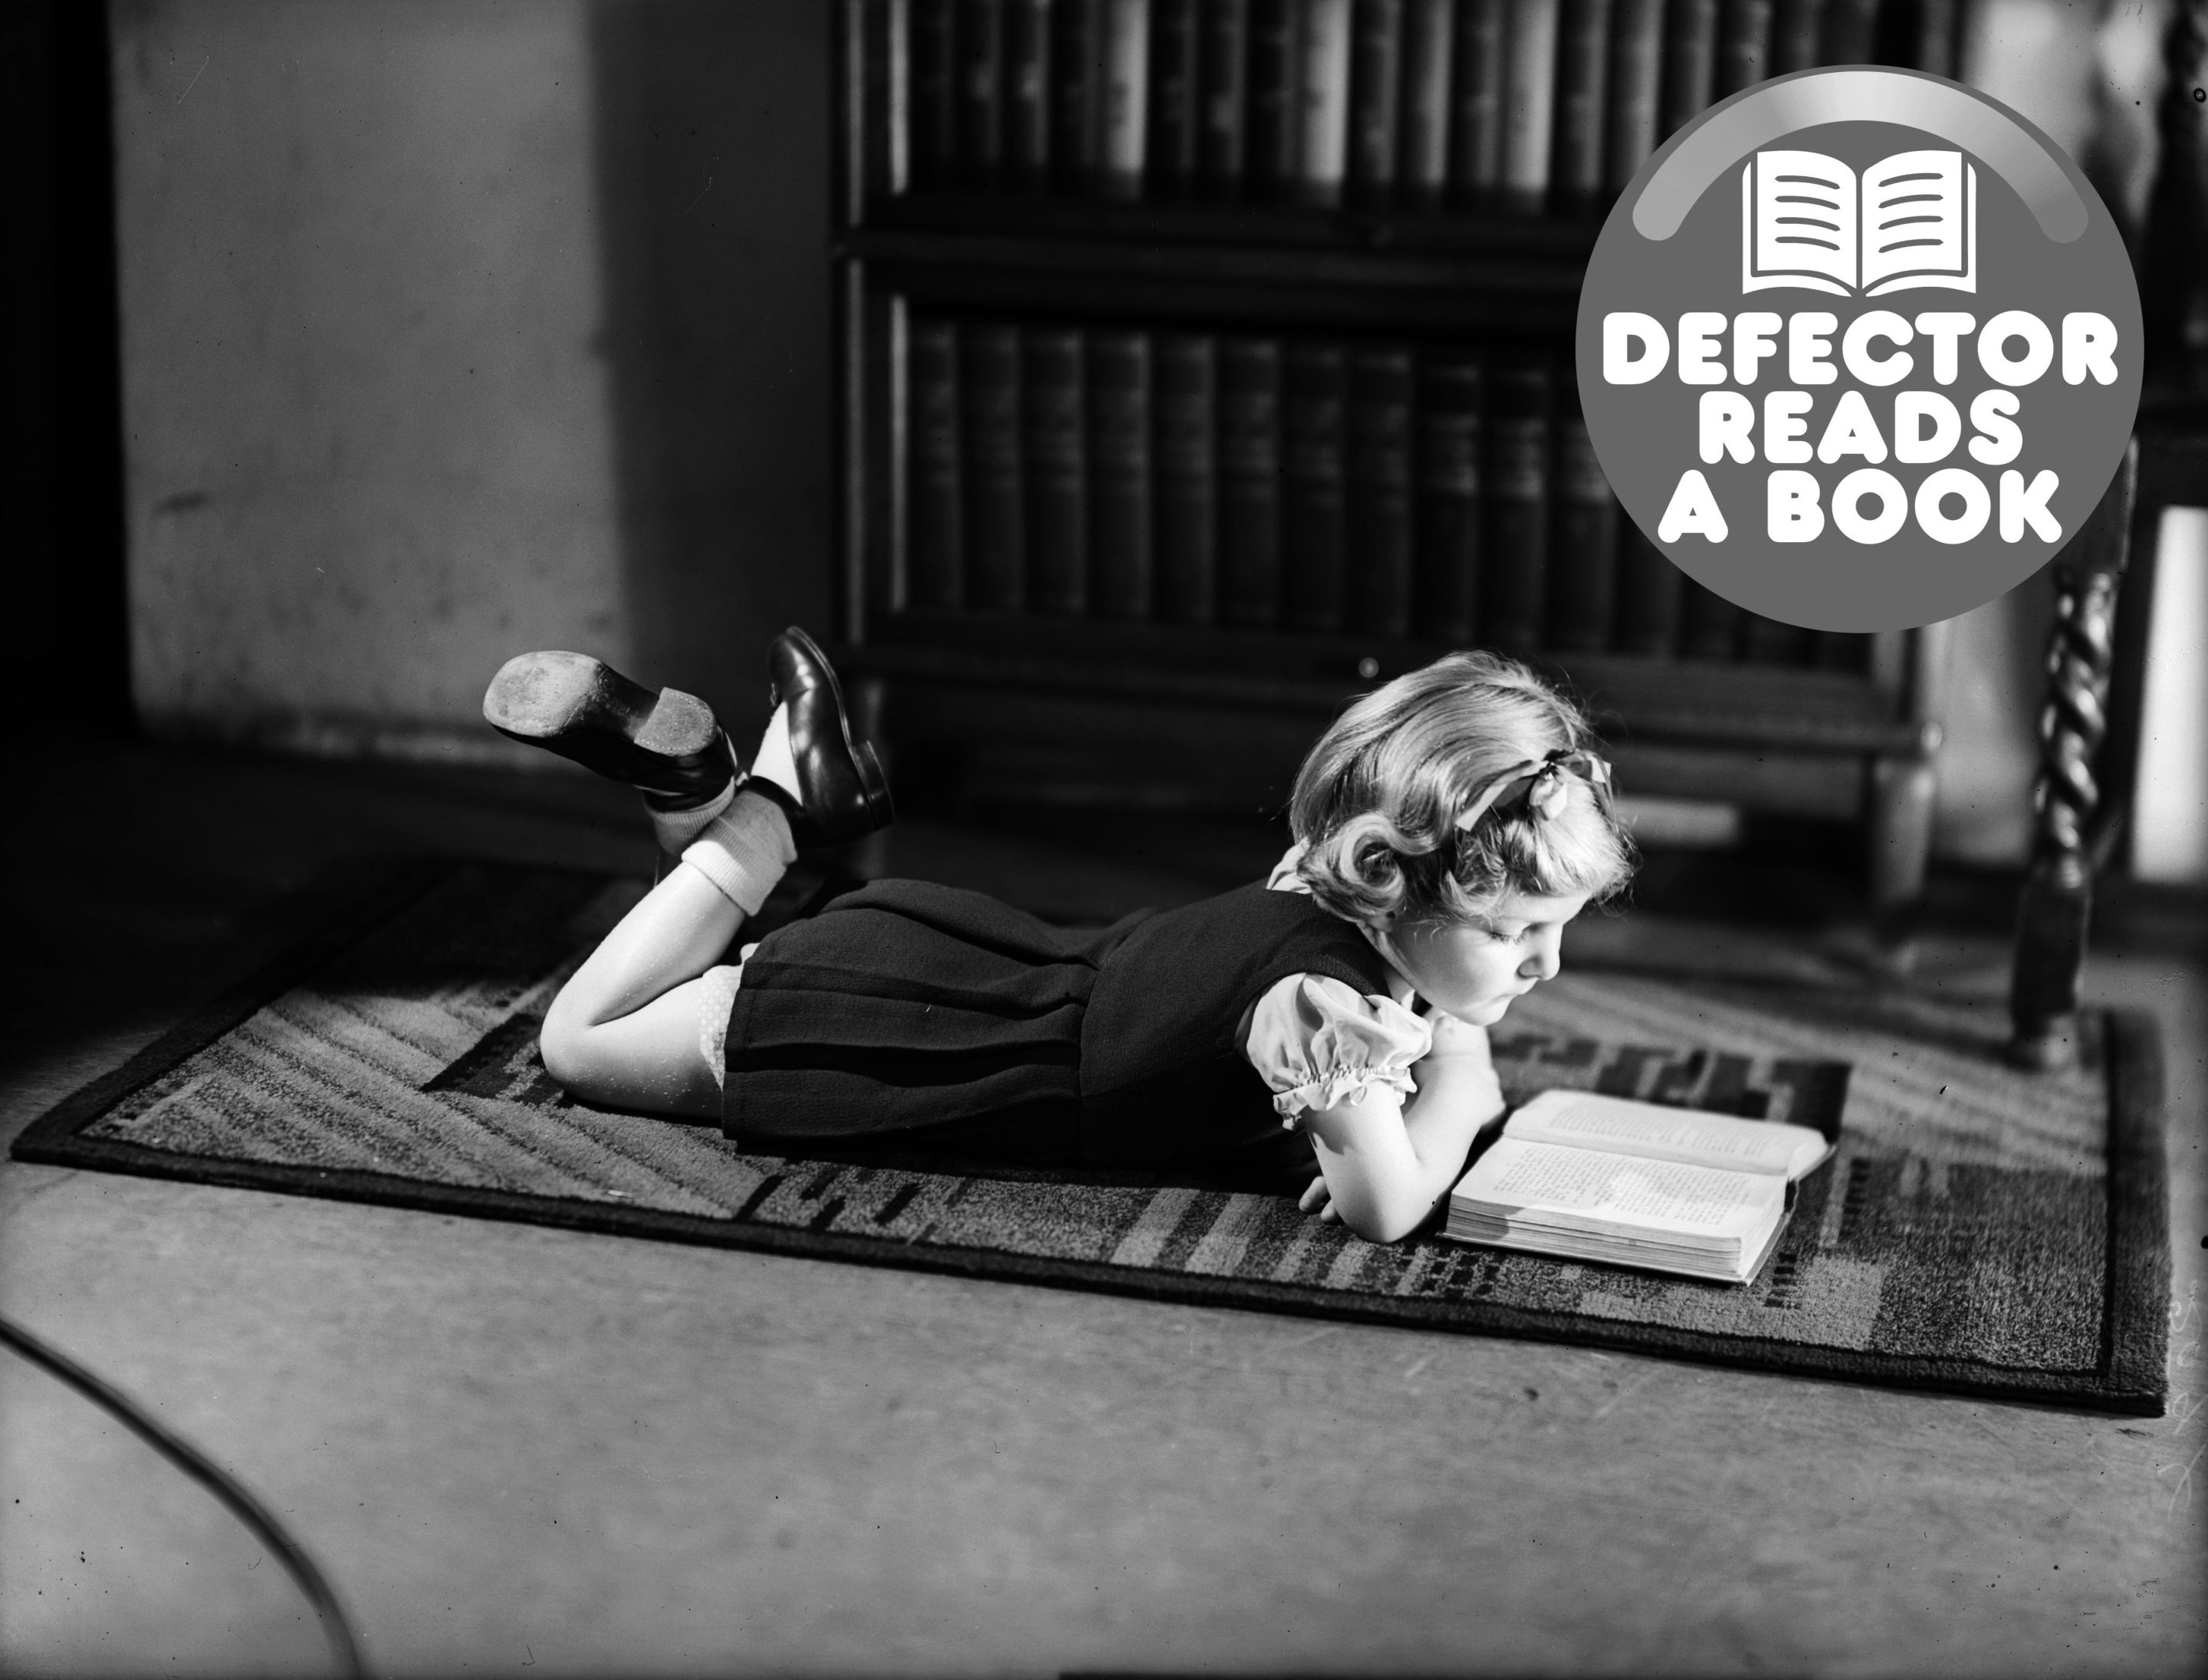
[720,878,1397,1187]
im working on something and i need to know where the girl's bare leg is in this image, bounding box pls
[539,787,796,1117]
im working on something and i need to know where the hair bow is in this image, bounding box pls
[1453,749,1613,832]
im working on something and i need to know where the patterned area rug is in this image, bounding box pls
[14,863,2170,1412]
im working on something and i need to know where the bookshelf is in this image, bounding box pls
[830,0,1957,917]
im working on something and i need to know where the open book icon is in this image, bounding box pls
[1741,148,1977,296]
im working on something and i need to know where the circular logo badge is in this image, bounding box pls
[1577,69,2142,633]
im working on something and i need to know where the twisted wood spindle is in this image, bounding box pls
[2009,448,2137,1069]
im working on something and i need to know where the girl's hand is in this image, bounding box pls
[1298,1174,1340,1223]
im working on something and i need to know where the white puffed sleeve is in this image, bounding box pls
[1242,973,1434,1127]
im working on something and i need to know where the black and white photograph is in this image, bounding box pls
[4,1,2204,1672]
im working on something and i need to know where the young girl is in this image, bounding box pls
[484,631,1634,1243]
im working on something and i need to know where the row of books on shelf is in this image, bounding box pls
[900,0,1960,213]
[902,315,1865,666]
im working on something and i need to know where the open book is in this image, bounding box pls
[1444,1089,1837,1284]
[1741,148,1976,297]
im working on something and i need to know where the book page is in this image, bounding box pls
[1455,1138,1780,1236]
[1743,150,1856,295]
[1862,150,1974,295]
[1506,1089,1831,1179]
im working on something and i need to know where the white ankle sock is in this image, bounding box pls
[644,779,738,855]
[748,702,799,806]
[679,789,796,916]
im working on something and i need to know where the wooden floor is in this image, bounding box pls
[2,737,2201,1677]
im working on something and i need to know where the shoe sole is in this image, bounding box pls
[484,652,722,791]
[773,627,895,832]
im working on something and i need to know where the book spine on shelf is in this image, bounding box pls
[1449,0,1508,204]
[1769,0,1826,73]
[1547,391,1618,651]
[909,317,967,610]
[1155,334,1220,624]
[1551,0,1614,211]
[1482,361,1551,653]
[1605,0,1664,192]
[1006,0,1056,185]
[1815,632,1866,671]
[1819,0,1877,64]
[1246,0,1305,199]
[963,322,1028,611]
[1500,0,1562,213]
[958,0,1007,184]
[1912,0,1960,77]
[1715,0,1773,95]
[1348,0,1406,204]
[1024,327,1090,615]
[1283,340,1350,633]
[1349,345,1414,639]
[1398,0,1456,204]
[1678,577,1741,659]
[1661,0,1719,138]
[1148,0,1203,196]
[1089,330,1155,619]
[1218,337,1285,628]
[1050,0,1103,188]
[1297,0,1355,207]
[1415,351,1484,645]
[912,0,964,189]
[1614,524,1683,656]
[1198,0,1252,193]
[1099,0,1152,199]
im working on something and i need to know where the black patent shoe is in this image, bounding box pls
[764,627,895,847]
[483,651,738,807]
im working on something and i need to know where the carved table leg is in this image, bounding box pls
[2008,565,2121,1068]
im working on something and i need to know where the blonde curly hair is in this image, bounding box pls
[1288,651,1635,927]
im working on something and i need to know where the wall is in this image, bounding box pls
[110,0,830,758]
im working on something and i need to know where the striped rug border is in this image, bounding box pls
[10,860,2172,1415]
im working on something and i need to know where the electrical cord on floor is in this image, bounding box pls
[0,1311,364,1678]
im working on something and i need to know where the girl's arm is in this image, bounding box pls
[1297,1014,1504,1242]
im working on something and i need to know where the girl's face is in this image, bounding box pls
[1378,887,1594,1026]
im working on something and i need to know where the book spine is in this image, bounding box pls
[1449,0,1508,205]
[1547,391,1618,651]
[1660,0,1719,138]
[1819,0,1877,64]
[1155,334,1220,625]
[1006,0,1056,186]
[1742,613,1814,664]
[912,0,963,189]
[1050,0,1102,189]
[1283,340,1350,633]
[1678,577,1741,659]
[1815,631,1867,671]
[1500,0,1562,214]
[1297,0,1354,207]
[1715,0,1773,96]
[1613,524,1683,656]
[1769,0,1826,73]
[962,322,1027,610]
[958,0,1007,185]
[1099,0,1152,199]
[1398,0,1456,204]
[1415,351,1484,645]
[1024,327,1089,615]
[1347,0,1406,205]
[1912,0,1960,77]
[1605,0,1665,192]
[1218,337,1285,628]
[1482,361,1550,653]
[1198,0,1251,194]
[1247,0,1305,199]
[1349,346,1414,639]
[1551,0,1614,211]
[1147,0,1202,197]
[1088,330,1155,619]
[908,318,967,610]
